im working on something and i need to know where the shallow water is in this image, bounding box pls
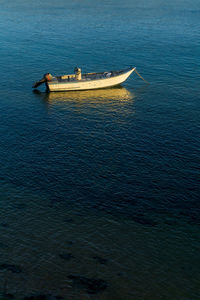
[0,0,199,299]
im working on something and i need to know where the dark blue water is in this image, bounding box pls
[0,0,199,299]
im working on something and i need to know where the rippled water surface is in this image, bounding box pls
[0,0,199,299]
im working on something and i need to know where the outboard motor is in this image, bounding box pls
[74,67,82,80]
[32,73,53,89]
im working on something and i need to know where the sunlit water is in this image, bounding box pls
[0,0,199,299]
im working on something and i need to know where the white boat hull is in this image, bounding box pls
[47,68,135,92]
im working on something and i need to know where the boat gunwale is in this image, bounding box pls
[48,67,135,86]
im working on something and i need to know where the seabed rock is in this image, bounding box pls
[64,218,74,223]
[0,223,9,228]
[15,203,27,209]
[68,275,108,294]
[132,215,158,226]
[23,295,48,300]
[92,256,108,265]
[59,253,74,261]
[0,264,22,273]
[4,294,14,299]
[0,242,7,248]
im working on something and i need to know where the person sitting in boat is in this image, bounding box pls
[74,67,82,80]
[44,73,53,81]
[104,72,112,78]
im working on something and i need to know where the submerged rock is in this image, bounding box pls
[0,242,7,248]
[23,295,47,300]
[59,253,74,261]
[117,272,124,277]
[92,256,108,265]
[66,240,73,246]
[0,264,22,273]
[4,294,14,299]
[68,274,107,294]
[1,223,9,228]
[132,216,158,226]
[164,218,177,226]
[64,218,74,223]
[15,203,27,209]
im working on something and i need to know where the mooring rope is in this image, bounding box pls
[134,68,150,84]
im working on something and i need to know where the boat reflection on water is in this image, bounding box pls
[34,86,134,107]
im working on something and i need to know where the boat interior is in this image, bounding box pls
[53,69,127,83]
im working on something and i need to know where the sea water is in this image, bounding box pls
[0,0,199,299]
